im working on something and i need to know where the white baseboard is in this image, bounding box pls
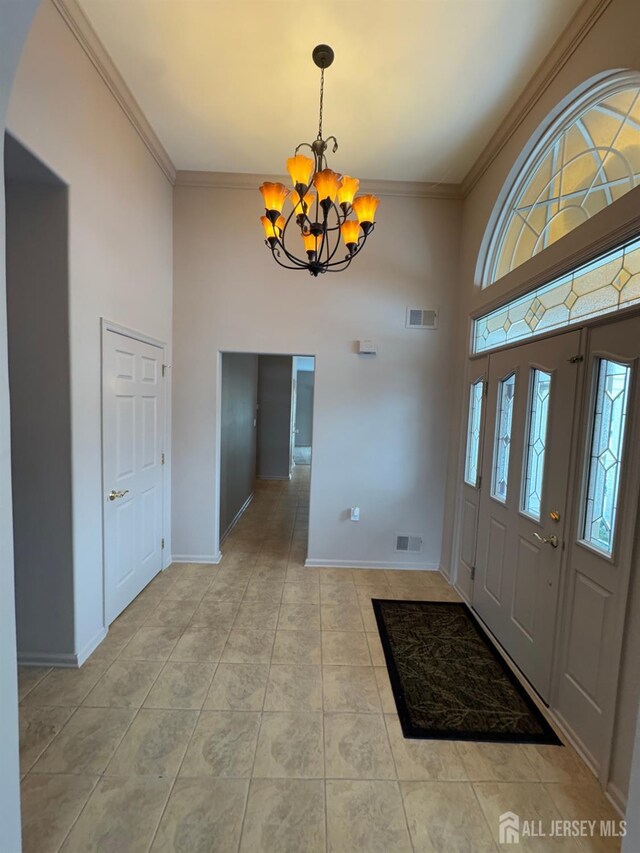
[171,553,222,565]
[18,626,108,669]
[221,493,254,544]
[304,558,440,571]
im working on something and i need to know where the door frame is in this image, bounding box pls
[100,318,169,629]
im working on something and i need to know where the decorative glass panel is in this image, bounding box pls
[583,359,631,555]
[522,370,552,519]
[487,83,640,284]
[474,236,640,353]
[464,379,484,487]
[491,374,516,502]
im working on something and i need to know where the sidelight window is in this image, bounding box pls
[583,359,631,555]
[491,374,516,502]
[464,379,484,487]
[522,370,552,519]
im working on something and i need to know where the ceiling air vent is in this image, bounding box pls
[406,307,438,330]
[395,535,424,553]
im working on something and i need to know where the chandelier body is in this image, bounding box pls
[259,45,379,277]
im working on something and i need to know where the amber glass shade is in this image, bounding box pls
[260,215,285,239]
[340,220,361,246]
[302,231,319,253]
[352,194,379,224]
[337,176,360,206]
[259,182,289,213]
[287,154,314,188]
[313,169,341,202]
[290,189,316,214]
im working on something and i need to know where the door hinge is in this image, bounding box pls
[161,538,165,549]
[161,453,165,465]
[471,566,476,581]
[568,354,584,363]
[477,475,482,489]
[483,380,489,396]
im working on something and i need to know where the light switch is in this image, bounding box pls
[350,507,360,521]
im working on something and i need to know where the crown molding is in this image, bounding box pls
[174,170,464,200]
[460,0,613,197]
[50,0,176,183]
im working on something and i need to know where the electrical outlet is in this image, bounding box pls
[350,507,360,521]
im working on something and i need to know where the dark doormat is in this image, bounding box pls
[372,599,561,744]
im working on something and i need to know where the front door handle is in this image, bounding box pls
[108,489,129,501]
[533,532,559,549]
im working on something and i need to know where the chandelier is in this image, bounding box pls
[259,45,379,277]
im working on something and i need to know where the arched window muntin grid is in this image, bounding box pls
[480,70,640,289]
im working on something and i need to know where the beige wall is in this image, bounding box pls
[172,183,462,568]
[444,0,640,806]
[6,0,174,660]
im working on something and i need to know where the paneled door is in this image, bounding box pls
[556,314,640,774]
[103,328,165,624]
[473,330,581,700]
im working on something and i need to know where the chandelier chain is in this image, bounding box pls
[317,66,325,141]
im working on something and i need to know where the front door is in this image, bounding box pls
[473,330,581,700]
[103,328,165,624]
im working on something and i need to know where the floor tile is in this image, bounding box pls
[545,780,622,852]
[221,628,275,664]
[322,631,371,666]
[243,580,285,602]
[282,581,320,604]
[253,712,324,778]
[323,666,381,713]
[324,713,395,779]
[144,598,199,629]
[169,625,229,662]
[385,716,468,780]
[119,626,182,661]
[326,779,413,853]
[278,603,321,630]
[143,662,215,709]
[374,667,396,713]
[33,706,135,774]
[19,705,74,774]
[321,603,365,631]
[401,780,497,852]
[60,776,171,852]
[89,623,138,663]
[22,661,109,707]
[457,741,539,781]
[18,666,52,701]
[105,709,197,776]
[189,600,239,629]
[180,711,260,778]
[240,778,325,853]
[264,665,322,712]
[234,599,281,629]
[521,743,592,783]
[366,632,386,666]
[474,781,581,851]
[318,569,354,584]
[21,773,98,853]
[204,663,269,711]
[82,660,162,708]
[151,778,248,852]
[320,583,359,606]
[271,629,322,665]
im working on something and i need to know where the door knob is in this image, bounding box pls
[108,489,129,501]
[533,532,559,548]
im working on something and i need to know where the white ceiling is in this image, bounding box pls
[78,0,583,183]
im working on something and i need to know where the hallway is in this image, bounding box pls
[17,468,619,851]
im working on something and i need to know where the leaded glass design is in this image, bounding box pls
[488,84,640,284]
[464,379,484,487]
[491,374,516,502]
[583,359,631,555]
[474,236,640,353]
[522,370,552,519]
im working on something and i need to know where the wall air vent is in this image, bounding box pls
[395,535,424,553]
[406,308,438,330]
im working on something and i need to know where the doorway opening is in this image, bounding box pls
[219,353,315,558]
[4,134,74,666]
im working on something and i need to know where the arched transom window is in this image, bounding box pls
[485,75,640,286]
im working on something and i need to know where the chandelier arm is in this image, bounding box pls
[325,255,355,273]
[277,238,312,268]
[270,244,310,271]
[323,227,372,268]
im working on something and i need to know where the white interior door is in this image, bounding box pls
[473,330,581,700]
[556,314,640,774]
[103,328,165,624]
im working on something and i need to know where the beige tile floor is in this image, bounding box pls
[18,467,622,852]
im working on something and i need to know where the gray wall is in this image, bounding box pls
[295,369,314,447]
[257,355,293,480]
[220,353,258,539]
[0,3,41,846]
[5,138,74,661]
